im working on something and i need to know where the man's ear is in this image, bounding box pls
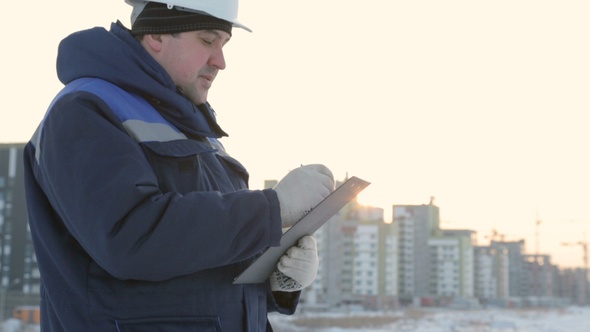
[143,34,164,52]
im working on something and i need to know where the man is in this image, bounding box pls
[23,1,334,330]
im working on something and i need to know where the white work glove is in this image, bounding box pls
[270,236,318,292]
[273,164,334,228]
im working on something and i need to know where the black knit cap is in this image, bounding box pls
[131,2,232,36]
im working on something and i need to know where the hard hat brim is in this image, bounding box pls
[231,20,251,33]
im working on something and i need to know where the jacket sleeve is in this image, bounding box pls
[268,287,301,315]
[31,91,283,281]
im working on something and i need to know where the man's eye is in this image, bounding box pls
[202,39,213,45]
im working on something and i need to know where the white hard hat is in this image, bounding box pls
[125,0,251,32]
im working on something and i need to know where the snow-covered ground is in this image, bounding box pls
[269,306,590,331]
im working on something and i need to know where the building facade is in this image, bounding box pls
[491,240,526,298]
[474,245,509,304]
[0,144,40,319]
[393,202,440,304]
[522,254,555,304]
[297,186,396,311]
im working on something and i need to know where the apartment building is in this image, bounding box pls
[0,144,40,319]
[428,230,475,299]
[301,211,349,309]
[555,268,587,306]
[394,202,440,304]
[474,246,509,304]
[491,240,526,298]
[352,217,398,310]
[522,254,555,304]
[299,193,396,310]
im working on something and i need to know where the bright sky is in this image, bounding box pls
[3,1,589,268]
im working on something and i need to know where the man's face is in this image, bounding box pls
[155,30,231,105]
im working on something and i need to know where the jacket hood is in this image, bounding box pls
[56,21,227,138]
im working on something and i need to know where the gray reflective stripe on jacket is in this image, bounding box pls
[32,77,186,163]
[122,119,186,142]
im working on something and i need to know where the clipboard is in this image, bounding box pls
[233,176,370,284]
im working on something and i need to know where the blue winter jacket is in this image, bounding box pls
[23,21,298,331]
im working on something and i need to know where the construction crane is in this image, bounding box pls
[485,228,507,243]
[561,239,589,305]
[483,228,498,244]
[560,240,588,272]
[538,216,590,257]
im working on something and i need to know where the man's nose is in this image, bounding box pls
[209,48,226,70]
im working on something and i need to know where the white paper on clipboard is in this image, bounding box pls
[233,176,370,284]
